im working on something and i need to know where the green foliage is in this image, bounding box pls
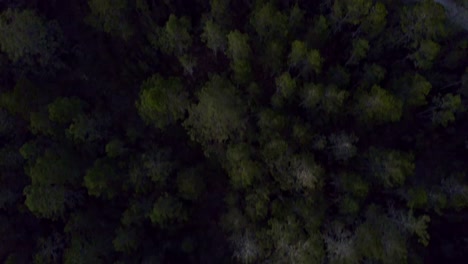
[407,187,428,209]
[394,73,432,107]
[227,30,251,62]
[87,0,133,39]
[339,196,360,215]
[34,233,65,264]
[48,97,85,124]
[178,54,197,75]
[324,222,359,264]
[288,40,307,67]
[19,140,41,161]
[24,185,66,220]
[231,230,260,264]
[84,158,118,199]
[210,0,231,24]
[250,2,288,40]
[201,19,227,55]
[354,206,409,263]
[332,0,372,26]
[391,210,430,246]
[156,14,192,55]
[226,30,252,83]
[275,72,297,99]
[301,83,324,111]
[136,75,188,129]
[27,149,81,186]
[362,2,387,38]
[149,194,187,227]
[347,38,369,65]
[265,216,324,263]
[410,39,440,70]
[328,133,359,161]
[105,139,125,158]
[288,3,305,28]
[113,227,139,253]
[66,114,104,143]
[327,66,351,88]
[431,93,464,127]
[441,175,468,210]
[321,84,349,114]
[0,9,60,65]
[130,148,175,190]
[354,85,403,124]
[307,49,323,74]
[0,78,42,119]
[245,187,269,221]
[367,148,415,188]
[1,1,467,263]
[184,75,246,146]
[30,110,56,136]
[399,0,447,47]
[361,64,386,87]
[226,143,261,189]
[177,167,205,201]
[337,173,369,198]
[290,154,324,191]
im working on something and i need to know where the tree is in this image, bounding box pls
[354,85,403,124]
[275,72,297,99]
[410,39,440,70]
[389,209,430,246]
[105,139,126,158]
[66,114,107,143]
[231,230,260,264]
[226,143,262,189]
[249,2,288,40]
[290,154,324,191]
[360,63,386,88]
[209,0,231,25]
[366,148,415,188]
[288,41,323,75]
[201,19,227,55]
[354,205,408,263]
[328,133,358,161]
[177,166,205,201]
[321,84,349,115]
[0,78,43,120]
[346,38,369,65]
[399,0,447,47]
[136,75,188,129]
[84,158,119,199]
[301,83,324,111]
[394,73,432,107]
[29,110,57,136]
[332,0,372,28]
[26,149,81,186]
[226,30,252,83]
[149,194,187,227]
[0,9,61,67]
[86,0,133,40]
[184,75,246,146]
[113,227,140,253]
[288,40,307,68]
[23,185,66,220]
[323,222,360,264]
[48,97,86,124]
[361,2,387,38]
[156,14,192,55]
[430,93,464,127]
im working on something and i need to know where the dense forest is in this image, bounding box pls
[0,0,467,263]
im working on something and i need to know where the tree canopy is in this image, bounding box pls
[0,0,467,263]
